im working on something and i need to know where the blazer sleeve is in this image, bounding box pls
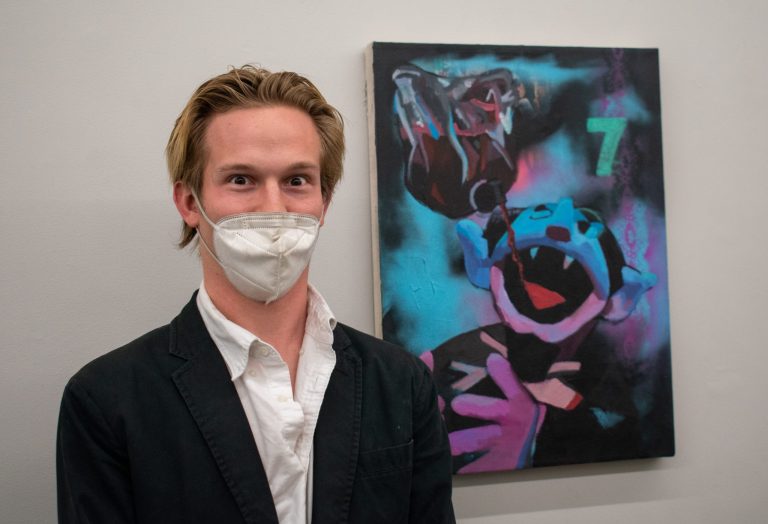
[409,363,456,523]
[57,377,136,524]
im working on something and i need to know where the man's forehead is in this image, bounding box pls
[201,107,321,164]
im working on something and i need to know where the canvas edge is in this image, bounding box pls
[364,42,384,338]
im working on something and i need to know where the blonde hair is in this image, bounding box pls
[166,65,345,247]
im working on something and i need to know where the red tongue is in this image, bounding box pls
[523,280,566,310]
[494,196,565,311]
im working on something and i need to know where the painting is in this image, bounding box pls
[365,42,675,474]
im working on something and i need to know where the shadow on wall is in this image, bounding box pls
[452,457,680,518]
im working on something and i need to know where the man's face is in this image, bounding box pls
[197,105,325,223]
[174,104,327,299]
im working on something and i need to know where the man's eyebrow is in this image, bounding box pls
[285,161,320,170]
[216,161,320,172]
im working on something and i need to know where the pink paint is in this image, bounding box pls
[510,150,534,192]
[524,379,582,410]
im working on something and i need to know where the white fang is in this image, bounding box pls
[563,255,574,269]
[530,247,539,259]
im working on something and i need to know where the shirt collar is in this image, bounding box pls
[305,284,337,345]
[196,282,336,381]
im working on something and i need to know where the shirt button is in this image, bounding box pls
[247,369,257,377]
[259,347,270,357]
[277,394,290,403]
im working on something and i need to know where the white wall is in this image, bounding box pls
[1,1,766,522]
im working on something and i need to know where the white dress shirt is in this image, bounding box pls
[196,283,337,524]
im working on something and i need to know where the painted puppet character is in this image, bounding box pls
[422,198,656,473]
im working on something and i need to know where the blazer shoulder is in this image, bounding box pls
[334,322,429,375]
[66,323,174,393]
[68,292,205,385]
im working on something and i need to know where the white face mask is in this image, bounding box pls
[193,193,321,304]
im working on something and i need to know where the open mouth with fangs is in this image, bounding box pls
[500,245,594,324]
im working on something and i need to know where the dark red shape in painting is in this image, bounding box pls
[546,226,571,242]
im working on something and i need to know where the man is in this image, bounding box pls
[57,66,455,524]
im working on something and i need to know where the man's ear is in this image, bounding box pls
[602,266,657,322]
[173,182,200,228]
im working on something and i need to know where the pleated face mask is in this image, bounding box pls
[193,193,321,304]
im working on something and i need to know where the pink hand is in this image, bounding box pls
[449,353,545,473]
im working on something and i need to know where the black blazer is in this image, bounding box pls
[57,294,455,523]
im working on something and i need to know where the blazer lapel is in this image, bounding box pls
[169,295,279,524]
[312,325,362,524]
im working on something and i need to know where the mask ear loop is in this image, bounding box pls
[191,192,226,267]
[192,192,218,229]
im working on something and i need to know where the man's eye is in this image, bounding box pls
[288,176,307,186]
[231,175,248,185]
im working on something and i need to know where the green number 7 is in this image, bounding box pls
[587,117,627,176]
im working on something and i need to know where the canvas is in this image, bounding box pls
[366,42,675,474]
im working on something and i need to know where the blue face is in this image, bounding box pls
[489,198,617,342]
[457,196,654,343]
[512,198,611,300]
